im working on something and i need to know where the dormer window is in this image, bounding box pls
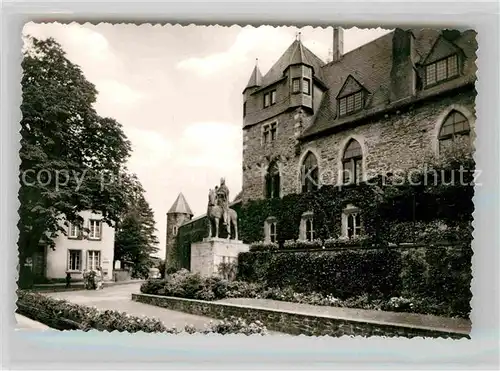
[292,78,301,93]
[339,91,364,116]
[264,90,277,108]
[425,54,459,87]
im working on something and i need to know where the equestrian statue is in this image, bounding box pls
[207,177,238,240]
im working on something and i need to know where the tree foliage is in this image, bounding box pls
[19,36,132,284]
[114,174,160,278]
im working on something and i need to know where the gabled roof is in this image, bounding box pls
[301,28,477,139]
[259,39,326,88]
[244,65,263,92]
[421,34,464,65]
[167,193,193,216]
[336,74,367,99]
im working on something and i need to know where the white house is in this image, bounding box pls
[44,210,115,281]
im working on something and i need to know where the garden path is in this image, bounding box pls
[46,283,218,330]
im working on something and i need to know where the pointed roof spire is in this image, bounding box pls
[167,192,193,216]
[243,61,263,92]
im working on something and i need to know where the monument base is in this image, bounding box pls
[190,238,249,278]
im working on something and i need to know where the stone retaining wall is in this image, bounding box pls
[132,293,469,339]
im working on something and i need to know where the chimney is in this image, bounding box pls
[390,28,416,102]
[332,27,344,62]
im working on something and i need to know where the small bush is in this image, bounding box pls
[249,241,279,252]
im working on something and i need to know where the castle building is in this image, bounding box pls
[165,192,193,269]
[242,28,477,205]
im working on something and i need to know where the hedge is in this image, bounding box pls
[16,290,267,334]
[237,245,472,318]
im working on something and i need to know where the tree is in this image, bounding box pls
[19,36,132,286]
[114,175,160,278]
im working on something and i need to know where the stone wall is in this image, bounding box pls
[242,87,476,202]
[132,293,468,339]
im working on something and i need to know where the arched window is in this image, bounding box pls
[265,161,280,199]
[301,151,319,193]
[342,139,363,184]
[438,110,470,153]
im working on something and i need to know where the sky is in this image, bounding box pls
[23,22,391,258]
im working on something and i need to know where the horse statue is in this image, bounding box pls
[207,188,238,240]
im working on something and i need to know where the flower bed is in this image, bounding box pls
[140,269,468,319]
[16,290,267,335]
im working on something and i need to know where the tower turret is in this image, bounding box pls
[165,192,193,270]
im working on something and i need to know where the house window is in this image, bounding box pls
[269,222,277,243]
[265,161,280,199]
[302,78,311,95]
[88,220,102,240]
[264,93,270,107]
[243,102,247,117]
[347,213,362,239]
[425,54,459,87]
[305,219,314,241]
[339,91,364,116]
[263,90,277,108]
[262,122,277,145]
[292,78,301,93]
[301,151,319,193]
[87,250,101,271]
[270,90,276,105]
[68,250,82,271]
[342,139,363,184]
[68,223,79,239]
[438,110,471,154]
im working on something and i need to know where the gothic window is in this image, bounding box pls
[342,139,363,184]
[300,151,319,193]
[339,91,364,116]
[265,161,280,199]
[342,205,362,239]
[264,218,278,243]
[438,110,471,153]
[425,54,459,87]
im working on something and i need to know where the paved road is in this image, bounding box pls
[46,283,218,331]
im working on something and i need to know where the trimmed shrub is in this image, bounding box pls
[16,290,267,334]
[236,245,471,318]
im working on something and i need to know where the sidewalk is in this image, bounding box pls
[15,313,51,330]
[32,279,145,292]
[218,298,471,335]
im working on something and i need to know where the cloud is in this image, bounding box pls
[95,79,145,107]
[125,127,173,171]
[177,122,241,170]
[176,26,293,77]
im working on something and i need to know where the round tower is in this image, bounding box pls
[165,192,193,271]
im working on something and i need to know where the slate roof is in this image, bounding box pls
[300,28,477,139]
[257,39,326,90]
[167,193,193,216]
[244,65,263,91]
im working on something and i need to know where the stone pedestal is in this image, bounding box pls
[190,238,249,278]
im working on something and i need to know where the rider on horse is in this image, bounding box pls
[216,178,230,226]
